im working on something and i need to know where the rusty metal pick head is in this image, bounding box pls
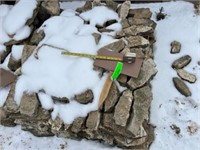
[0,68,17,87]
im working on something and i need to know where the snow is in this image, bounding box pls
[14,6,120,124]
[131,1,200,150]
[11,45,24,61]
[3,0,37,35]
[0,86,10,107]
[80,6,120,26]
[13,25,31,41]
[37,92,54,110]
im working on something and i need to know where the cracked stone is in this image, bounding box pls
[123,25,153,36]
[170,40,181,54]
[127,85,152,138]
[127,59,157,90]
[86,111,101,130]
[19,92,39,116]
[104,82,120,112]
[126,36,149,48]
[172,55,192,69]
[176,69,197,83]
[74,89,93,104]
[21,45,36,64]
[128,8,152,19]
[173,77,192,97]
[118,1,131,20]
[114,90,133,127]
[103,39,125,52]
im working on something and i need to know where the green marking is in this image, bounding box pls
[111,62,123,80]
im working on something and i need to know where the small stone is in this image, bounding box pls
[92,33,101,44]
[21,45,36,64]
[128,8,152,19]
[51,96,69,104]
[170,124,181,135]
[187,121,198,135]
[41,0,60,16]
[19,92,39,116]
[172,55,192,69]
[126,36,149,48]
[103,39,125,52]
[114,90,133,127]
[86,111,101,130]
[30,30,45,45]
[118,1,131,20]
[127,59,157,90]
[98,28,114,33]
[76,1,92,13]
[106,0,118,11]
[170,41,181,54]
[104,82,119,112]
[74,89,93,104]
[127,85,152,137]
[8,55,21,71]
[71,117,85,133]
[123,25,153,36]
[177,69,197,83]
[173,77,192,97]
[103,19,117,27]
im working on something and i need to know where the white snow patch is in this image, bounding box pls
[11,45,24,61]
[0,86,10,107]
[3,0,37,35]
[60,9,77,17]
[0,54,11,70]
[38,92,54,110]
[60,1,85,11]
[13,25,31,41]
[80,6,119,26]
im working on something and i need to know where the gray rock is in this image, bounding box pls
[123,25,153,36]
[86,111,101,130]
[177,69,197,83]
[172,55,192,69]
[127,85,152,138]
[127,59,157,90]
[121,19,130,28]
[21,45,36,64]
[106,0,118,11]
[71,117,85,133]
[173,77,192,97]
[74,89,93,104]
[8,55,21,71]
[0,108,6,120]
[126,36,149,48]
[19,92,39,116]
[128,18,156,29]
[30,30,45,45]
[92,33,101,45]
[170,124,181,135]
[48,117,63,134]
[98,28,114,33]
[171,41,181,54]
[128,8,152,19]
[130,47,145,58]
[118,1,131,20]
[76,1,92,13]
[4,82,19,113]
[41,0,60,16]
[104,82,120,112]
[103,39,125,52]
[51,96,69,104]
[117,74,127,86]
[114,90,133,127]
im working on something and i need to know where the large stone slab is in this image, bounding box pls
[126,36,149,48]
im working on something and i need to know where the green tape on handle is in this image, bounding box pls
[111,62,123,80]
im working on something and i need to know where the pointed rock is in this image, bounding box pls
[118,1,131,20]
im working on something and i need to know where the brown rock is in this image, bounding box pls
[173,77,192,97]
[21,45,36,64]
[128,18,156,29]
[114,90,133,127]
[76,1,92,13]
[172,55,192,69]
[48,117,63,134]
[8,55,21,71]
[170,41,181,54]
[92,0,101,7]
[123,25,153,36]
[103,39,125,52]
[198,61,200,66]
[106,0,118,11]
[0,107,7,120]
[104,82,119,112]
[98,28,114,33]
[19,92,39,116]
[121,19,130,28]
[170,124,181,135]
[71,117,85,133]
[86,111,101,130]
[51,96,69,104]
[117,74,127,86]
[127,59,157,90]
[0,46,11,63]
[127,85,152,137]
[92,33,101,45]
[41,0,60,16]
[74,89,93,104]
[0,68,17,87]
[126,36,149,48]
[128,8,152,19]
[118,1,131,20]
[177,69,197,83]
[30,30,45,45]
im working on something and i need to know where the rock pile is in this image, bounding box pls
[0,0,157,149]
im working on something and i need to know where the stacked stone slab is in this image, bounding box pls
[0,0,157,149]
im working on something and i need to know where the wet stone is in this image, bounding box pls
[74,89,93,104]
[114,90,133,127]
[19,92,39,116]
[173,77,192,97]
[176,69,197,83]
[172,55,192,69]
[170,40,181,54]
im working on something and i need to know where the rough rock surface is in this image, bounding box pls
[173,77,192,97]
[128,8,152,19]
[103,39,125,52]
[172,55,192,69]
[118,1,131,20]
[74,89,94,104]
[171,40,181,54]
[126,36,150,48]
[177,69,197,83]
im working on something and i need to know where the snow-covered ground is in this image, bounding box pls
[0,1,200,150]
